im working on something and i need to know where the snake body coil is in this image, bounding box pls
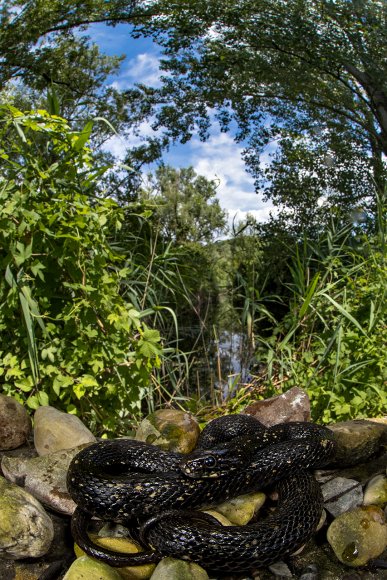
[67,415,336,572]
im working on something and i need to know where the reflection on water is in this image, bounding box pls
[184,330,254,401]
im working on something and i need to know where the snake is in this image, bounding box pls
[67,414,337,573]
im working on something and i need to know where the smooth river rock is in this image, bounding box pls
[1,445,85,514]
[327,419,387,467]
[363,474,387,506]
[34,406,96,455]
[75,534,156,579]
[210,490,266,525]
[150,557,209,580]
[63,555,123,580]
[135,409,200,453]
[0,475,54,559]
[327,505,387,566]
[243,387,311,426]
[0,395,32,450]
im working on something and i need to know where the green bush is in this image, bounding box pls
[0,106,162,434]
[254,224,386,423]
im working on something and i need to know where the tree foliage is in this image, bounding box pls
[130,0,387,229]
[2,1,387,229]
[141,165,228,243]
[0,105,162,434]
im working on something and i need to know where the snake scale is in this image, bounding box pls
[67,414,337,572]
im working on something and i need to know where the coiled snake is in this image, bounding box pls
[67,414,336,573]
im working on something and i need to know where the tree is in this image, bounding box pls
[3,1,386,230]
[127,0,387,230]
[141,165,228,243]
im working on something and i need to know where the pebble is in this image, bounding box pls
[210,491,266,525]
[74,534,156,579]
[63,555,123,580]
[327,505,387,566]
[363,474,387,506]
[1,445,86,514]
[243,387,311,426]
[135,409,200,453]
[33,406,96,455]
[0,395,32,450]
[0,475,54,559]
[268,561,293,577]
[321,477,363,517]
[149,557,209,580]
[327,419,387,467]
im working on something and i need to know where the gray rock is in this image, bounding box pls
[0,395,31,450]
[328,419,387,467]
[243,387,311,426]
[327,505,387,566]
[136,409,200,453]
[322,477,363,517]
[34,406,96,455]
[268,561,293,577]
[0,475,54,559]
[1,445,86,514]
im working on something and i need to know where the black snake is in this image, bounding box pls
[67,414,337,573]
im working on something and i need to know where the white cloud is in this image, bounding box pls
[111,53,161,90]
[102,117,161,159]
[104,127,275,225]
[188,132,275,225]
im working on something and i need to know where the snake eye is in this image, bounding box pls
[204,455,216,468]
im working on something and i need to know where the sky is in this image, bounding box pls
[89,23,275,228]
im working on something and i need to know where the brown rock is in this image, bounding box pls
[243,387,311,426]
[135,409,200,453]
[0,395,31,450]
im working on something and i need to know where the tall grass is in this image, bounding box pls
[253,208,386,422]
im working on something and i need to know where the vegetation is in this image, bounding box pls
[0,1,385,429]
[0,106,163,434]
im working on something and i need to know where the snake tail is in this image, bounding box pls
[71,507,160,567]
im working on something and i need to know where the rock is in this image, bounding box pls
[149,557,209,580]
[75,534,156,580]
[201,510,234,526]
[34,406,96,455]
[135,409,200,453]
[243,387,311,426]
[209,491,266,525]
[327,505,387,566]
[363,474,387,506]
[268,561,293,577]
[63,555,123,580]
[0,475,54,559]
[321,477,363,517]
[328,419,387,467]
[0,395,32,450]
[1,445,86,514]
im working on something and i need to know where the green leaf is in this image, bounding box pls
[320,292,367,336]
[73,121,93,151]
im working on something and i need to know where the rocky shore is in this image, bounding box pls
[0,387,386,580]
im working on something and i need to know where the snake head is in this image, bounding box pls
[179,448,244,479]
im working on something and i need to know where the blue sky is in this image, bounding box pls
[89,23,274,227]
